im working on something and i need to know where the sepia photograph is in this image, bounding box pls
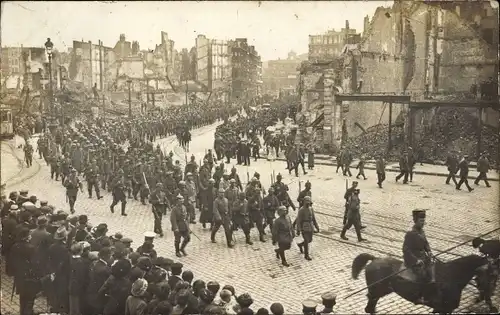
[0,1,499,314]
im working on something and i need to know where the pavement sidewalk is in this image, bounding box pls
[1,135,42,188]
[271,155,499,182]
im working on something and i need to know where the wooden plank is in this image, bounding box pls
[410,100,500,109]
[335,94,411,103]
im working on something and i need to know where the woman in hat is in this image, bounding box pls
[125,278,149,315]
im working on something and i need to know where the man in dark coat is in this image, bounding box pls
[171,194,191,257]
[212,189,233,248]
[474,152,491,187]
[445,151,459,185]
[402,209,436,305]
[9,227,40,315]
[48,226,71,314]
[272,206,294,267]
[395,152,409,184]
[456,155,474,192]
[63,168,83,214]
[86,246,112,315]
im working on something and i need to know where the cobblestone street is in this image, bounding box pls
[2,124,498,315]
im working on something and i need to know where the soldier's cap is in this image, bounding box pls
[171,262,183,270]
[302,300,317,310]
[412,209,427,219]
[10,204,19,210]
[112,232,123,240]
[305,181,311,186]
[276,173,282,178]
[277,206,287,212]
[176,194,184,200]
[144,231,156,239]
[208,178,215,183]
[321,291,337,303]
[218,188,225,193]
[96,223,108,231]
[303,196,312,201]
[186,172,193,176]
[230,178,236,183]
[71,168,77,172]
[29,195,37,201]
[251,177,258,182]
[178,180,186,185]
[40,200,48,205]
[121,237,133,244]
[20,189,29,195]
[352,181,359,185]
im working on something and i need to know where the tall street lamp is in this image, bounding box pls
[44,38,54,117]
[127,79,132,118]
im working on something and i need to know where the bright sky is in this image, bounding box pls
[1,1,392,61]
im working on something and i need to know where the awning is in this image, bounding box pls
[309,112,324,128]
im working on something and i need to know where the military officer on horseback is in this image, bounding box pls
[402,209,436,305]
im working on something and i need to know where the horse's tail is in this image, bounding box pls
[352,253,376,280]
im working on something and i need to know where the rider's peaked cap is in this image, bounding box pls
[412,209,427,219]
[302,300,317,311]
[321,291,337,304]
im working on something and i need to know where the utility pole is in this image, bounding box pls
[185,77,188,106]
[99,40,105,122]
[127,79,132,117]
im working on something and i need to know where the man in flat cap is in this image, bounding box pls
[403,209,436,304]
[171,194,191,257]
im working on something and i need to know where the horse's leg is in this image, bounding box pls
[364,292,380,314]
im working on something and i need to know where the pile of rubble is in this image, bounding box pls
[346,108,498,163]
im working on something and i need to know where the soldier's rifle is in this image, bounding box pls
[344,226,500,300]
[142,172,150,192]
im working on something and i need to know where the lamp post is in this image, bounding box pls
[127,79,132,118]
[44,38,54,117]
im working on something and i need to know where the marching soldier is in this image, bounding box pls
[171,193,191,257]
[246,178,266,242]
[444,151,458,186]
[212,188,233,248]
[262,187,279,233]
[198,160,211,212]
[100,155,112,191]
[232,191,253,245]
[61,153,71,184]
[149,183,169,237]
[85,160,103,199]
[50,155,62,181]
[342,147,353,177]
[63,167,83,214]
[272,206,294,267]
[340,189,366,242]
[23,140,34,167]
[355,156,367,180]
[184,155,198,176]
[296,196,319,261]
[297,181,312,208]
[110,169,128,216]
[228,167,243,191]
[343,181,358,225]
[185,173,197,224]
[164,171,177,206]
[403,209,436,305]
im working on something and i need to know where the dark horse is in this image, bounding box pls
[351,253,496,314]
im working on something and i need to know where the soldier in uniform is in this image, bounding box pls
[164,171,177,206]
[24,140,34,167]
[232,191,253,245]
[212,188,233,248]
[395,152,410,184]
[100,155,112,191]
[50,155,62,181]
[184,155,198,176]
[170,193,191,257]
[228,167,243,191]
[402,209,436,305]
[343,181,358,225]
[63,167,83,214]
[376,155,386,188]
[246,178,266,242]
[272,206,294,267]
[456,155,473,192]
[149,183,169,237]
[340,189,366,242]
[85,160,103,199]
[61,153,71,185]
[198,161,211,212]
[296,196,319,261]
[110,169,128,216]
[262,187,279,233]
[185,173,197,224]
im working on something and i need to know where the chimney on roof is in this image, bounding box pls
[120,34,125,42]
[345,20,349,30]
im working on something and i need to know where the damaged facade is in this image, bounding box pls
[298,0,499,153]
